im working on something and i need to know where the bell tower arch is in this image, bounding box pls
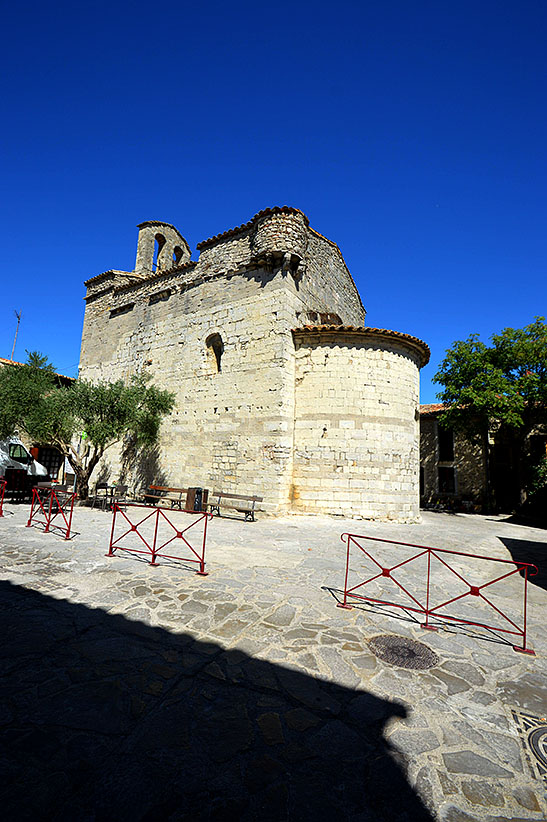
[134,220,191,275]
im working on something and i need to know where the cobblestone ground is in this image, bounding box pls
[0,502,546,821]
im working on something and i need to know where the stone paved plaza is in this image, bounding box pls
[1,501,546,821]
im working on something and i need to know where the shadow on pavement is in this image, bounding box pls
[0,580,434,821]
[499,535,546,593]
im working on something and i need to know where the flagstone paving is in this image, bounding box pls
[0,502,546,821]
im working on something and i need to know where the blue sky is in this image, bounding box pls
[1,0,545,402]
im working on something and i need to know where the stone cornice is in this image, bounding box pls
[292,325,430,368]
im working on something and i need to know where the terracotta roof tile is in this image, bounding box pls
[419,403,446,415]
[196,206,309,250]
[113,260,198,295]
[0,357,75,382]
[292,325,430,367]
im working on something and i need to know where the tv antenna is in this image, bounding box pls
[10,310,22,361]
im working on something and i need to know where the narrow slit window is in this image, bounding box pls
[206,333,224,373]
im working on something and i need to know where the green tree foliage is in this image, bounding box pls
[0,352,58,441]
[0,352,175,499]
[433,317,547,505]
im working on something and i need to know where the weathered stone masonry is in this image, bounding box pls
[79,206,429,520]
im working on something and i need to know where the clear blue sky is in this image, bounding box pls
[2,0,546,402]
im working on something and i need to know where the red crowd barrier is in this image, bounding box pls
[338,533,538,655]
[107,502,212,574]
[0,479,6,517]
[26,486,77,540]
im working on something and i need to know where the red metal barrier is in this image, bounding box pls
[338,533,538,655]
[107,502,212,574]
[26,486,77,540]
[0,479,6,517]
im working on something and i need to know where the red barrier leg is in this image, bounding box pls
[513,568,535,655]
[196,513,209,575]
[337,534,353,609]
[64,493,75,540]
[149,509,160,566]
[106,504,118,556]
[44,489,54,533]
[421,550,438,631]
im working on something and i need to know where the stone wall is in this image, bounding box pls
[81,267,297,513]
[300,231,365,326]
[292,329,423,521]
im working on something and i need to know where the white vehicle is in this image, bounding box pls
[0,437,49,481]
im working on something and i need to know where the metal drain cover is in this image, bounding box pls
[529,727,547,770]
[511,710,547,788]
[368,635,439,669]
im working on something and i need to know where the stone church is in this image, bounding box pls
[79,206,429,520]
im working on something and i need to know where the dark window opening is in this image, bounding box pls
[149,289,171,305]
[173,246,184,265]
[319,312,342,325]
[37,447,64,479]
[206,333,224,373]
[420,466,425,497]
[438,426,454,461]
[438,466,456,494]
[110,303,135,318]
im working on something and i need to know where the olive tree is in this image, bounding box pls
[0,352,175,500]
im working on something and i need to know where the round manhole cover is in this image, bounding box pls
[528,727,547,769]
[368,635,439,669]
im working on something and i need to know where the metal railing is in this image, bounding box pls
[338,533,538,655]
[26,485,77,540]
[107,502,212,574]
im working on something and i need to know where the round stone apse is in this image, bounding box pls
[368,635,439,670]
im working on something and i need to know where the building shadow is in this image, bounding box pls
[120,442,168,495]
[0,580,434,822]
[498,536,546,593]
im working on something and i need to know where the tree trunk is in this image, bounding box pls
[74,466,90,501]
[64,445,103,502]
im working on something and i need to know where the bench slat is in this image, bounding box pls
[211,491,263,502]
[149,486,188,494]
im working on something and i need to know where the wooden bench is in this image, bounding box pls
[144,485,188,509]
[208,490,263,522]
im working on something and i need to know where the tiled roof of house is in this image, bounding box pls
[419,403,445,415]
[0,357,75,382]
[292,325,430,367]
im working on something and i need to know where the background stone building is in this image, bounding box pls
[79,207,430,520]
[420,403,547,512]
[419,404,487,511]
